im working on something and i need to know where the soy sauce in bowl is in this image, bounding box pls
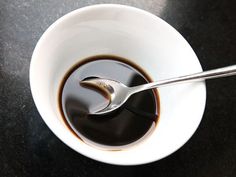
[59,55,160,148]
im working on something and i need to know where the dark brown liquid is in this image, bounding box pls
[59,55,160,148]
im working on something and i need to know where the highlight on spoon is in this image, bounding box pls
[80,78,114,97]
[80,78,113,114]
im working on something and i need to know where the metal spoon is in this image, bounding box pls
[80,65,236,115]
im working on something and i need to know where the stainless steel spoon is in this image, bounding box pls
[80,65,236,115]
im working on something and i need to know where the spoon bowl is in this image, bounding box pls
[81,78,131,114]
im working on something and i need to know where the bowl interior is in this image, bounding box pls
[30,4,206,165]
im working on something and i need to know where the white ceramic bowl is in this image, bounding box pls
[30,4,206,165]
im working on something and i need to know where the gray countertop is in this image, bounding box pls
[0,0,236,177]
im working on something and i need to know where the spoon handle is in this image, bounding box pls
[132,65,236,93]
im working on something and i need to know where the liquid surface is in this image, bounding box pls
[59,56,159,147]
